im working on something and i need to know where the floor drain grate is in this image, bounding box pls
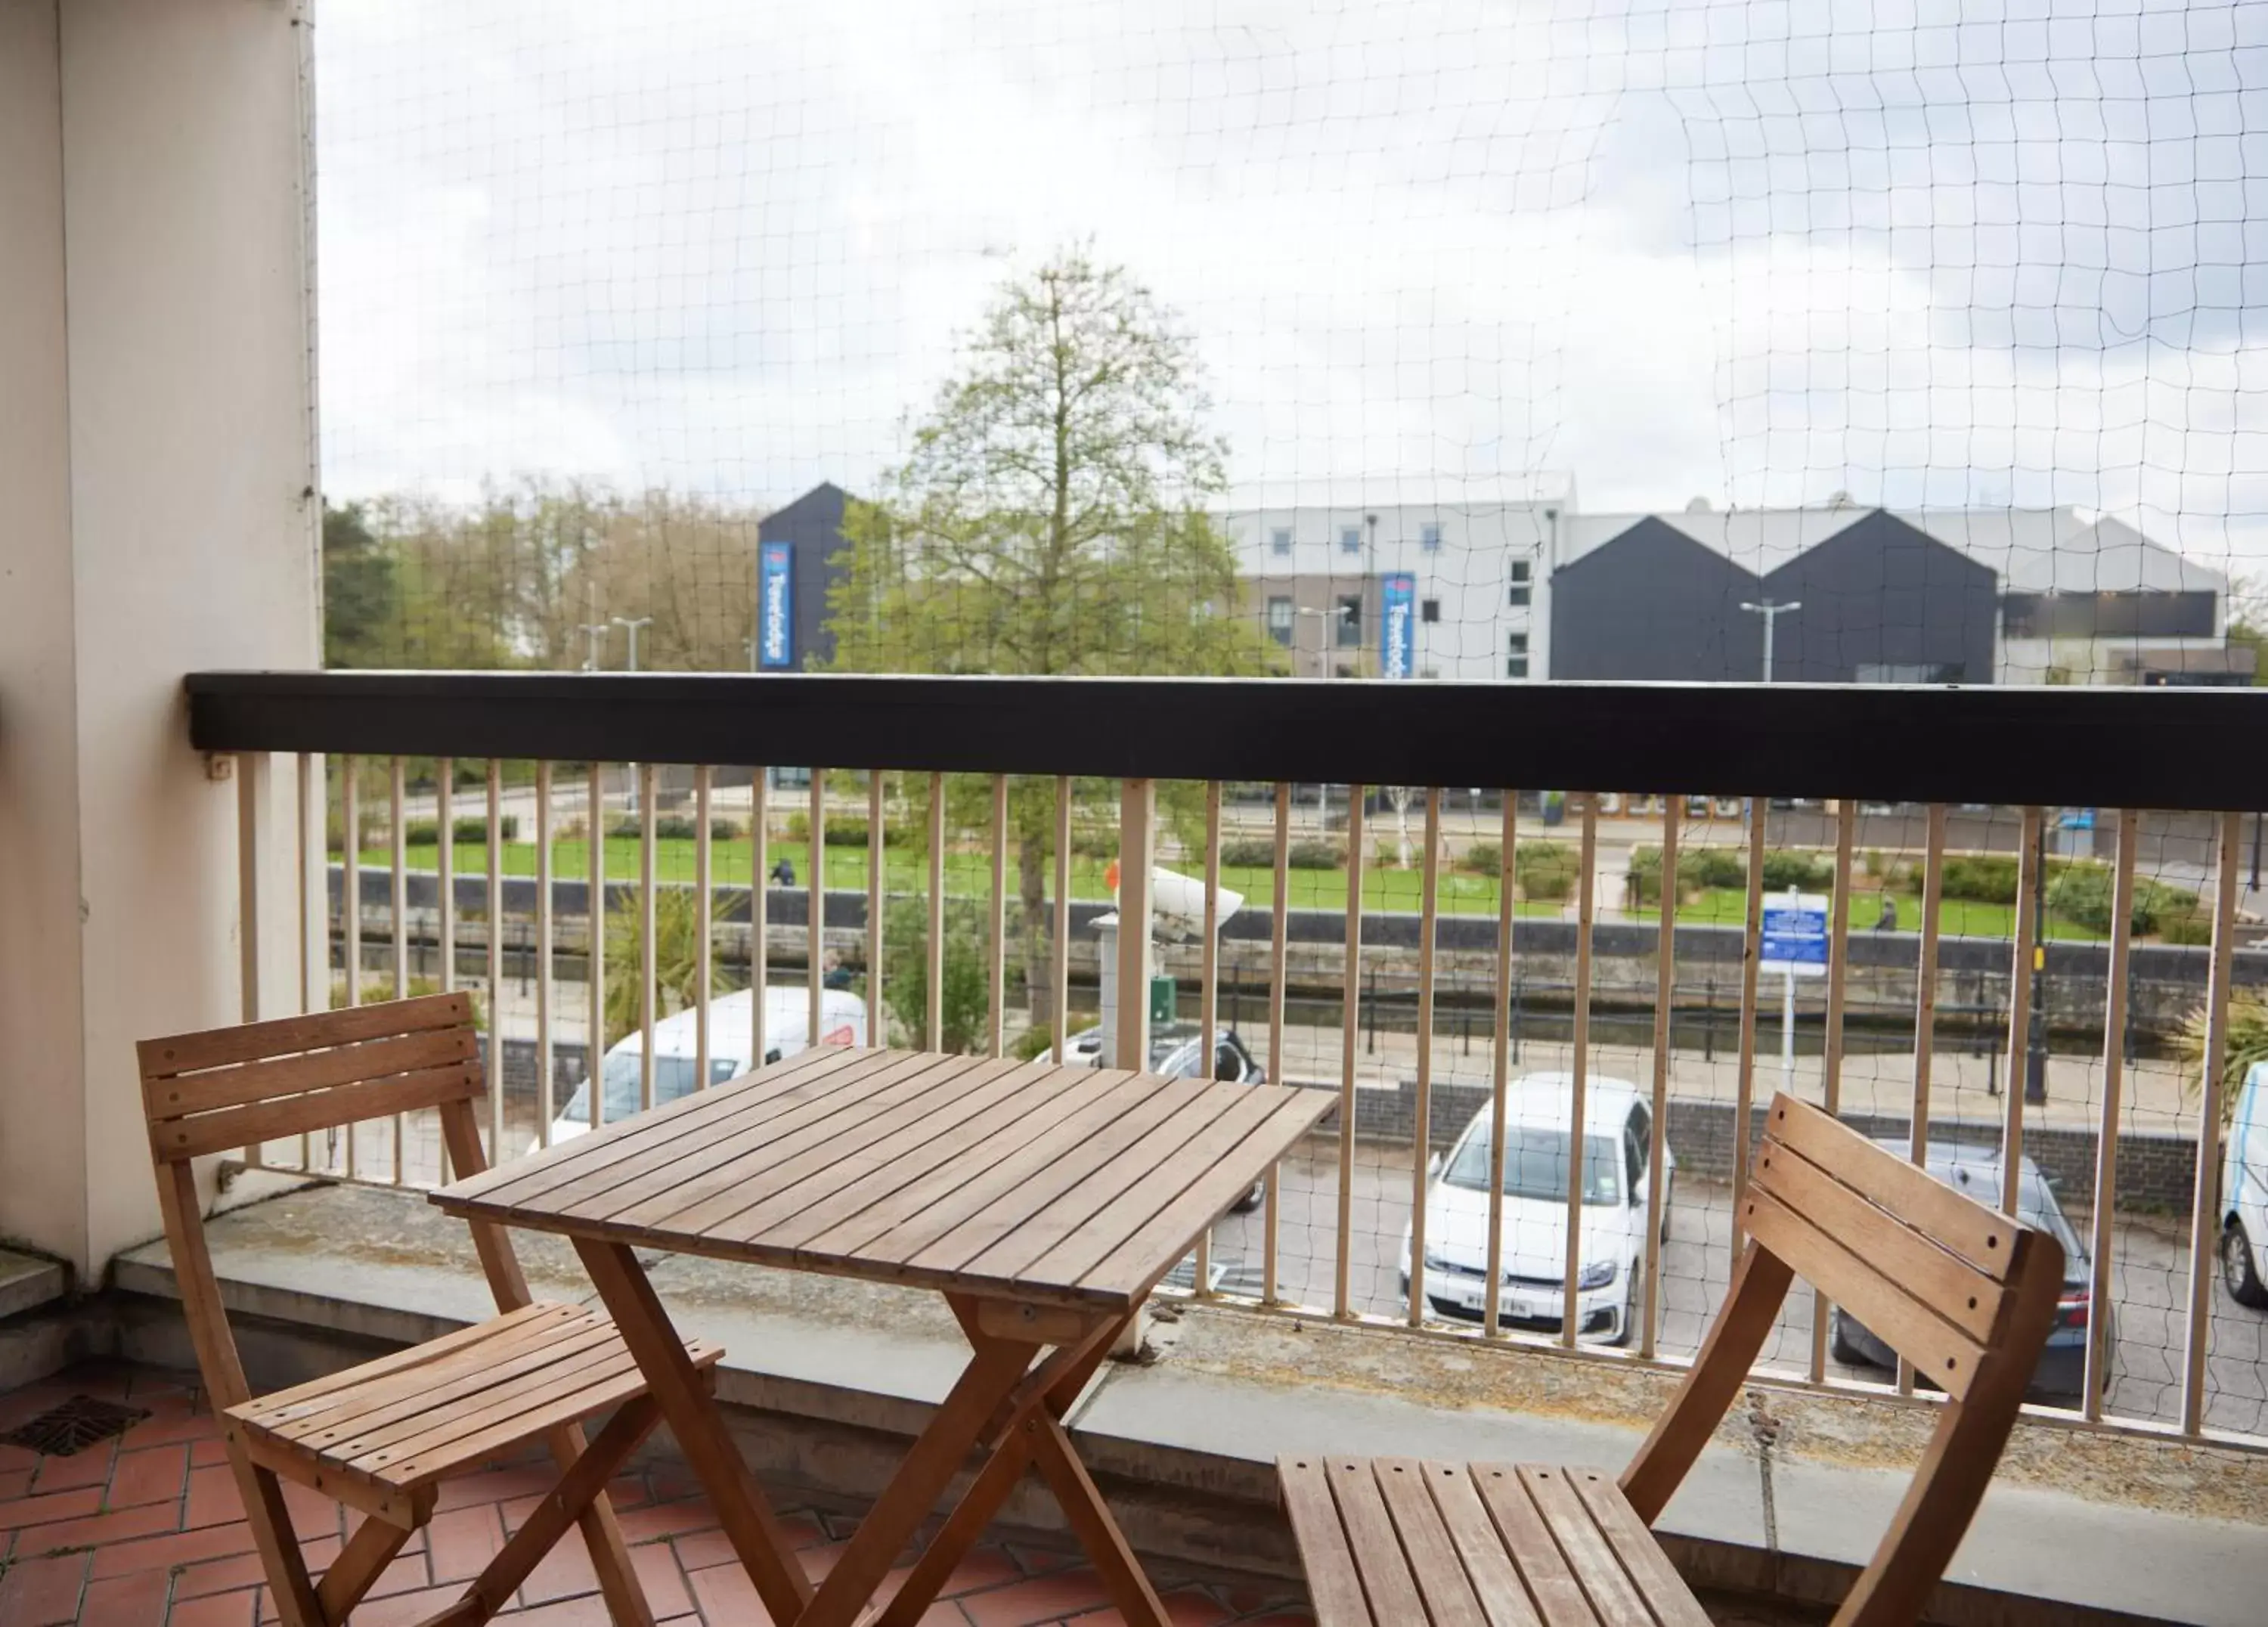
[0,1396,150,1457]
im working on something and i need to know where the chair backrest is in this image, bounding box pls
[137,993,514,1412]
[1620,1092,2065,1627]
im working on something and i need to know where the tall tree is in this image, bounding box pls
[321,501,401,668]
[828,247,1278,1031]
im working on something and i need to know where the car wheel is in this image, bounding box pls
[1829,1308,1869,1366]
[1608,1264,1638,1347]
[2223,1220,2268,1309]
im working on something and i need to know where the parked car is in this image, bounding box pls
[1399,1074,1673,1344]
[1829,1141,2102,1401]
[2222,1062,2268,1309]
[544,985,867,1146]
[1066,1021,1269,1210]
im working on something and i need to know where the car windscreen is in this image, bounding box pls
[1444,1126,1621,1206]
[559,1052,741,1125]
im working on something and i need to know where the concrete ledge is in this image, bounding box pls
[88,1180,2268,1625]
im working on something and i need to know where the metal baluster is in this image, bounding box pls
[1809,798,1856,1382]
[867,772,886,1050]
[1485,789,1517,1338]
[2182,811,2242,1436]
[751,770,770,1066]
[437,757,456,999]
[2085,808,2136,1421]
[1052,776,1071,1064]
[1195,781,1222,1299]
[487,761,504,1161]
[390,757,408,1183]
[696,764,714,1092]
[1408,788,1441,1327]
[588,762,605,1133]
[1642,799,1677,1359]
[927,772,946,1050]
[990,775,1009,1057]
[536,761,554,1148]
[1730,807,1765,1252]
[1561,796,1597,1348]
[2002,806,2045,1219]
[342,755,361,1179]
[810,770,827,1048]
[1334,784,1365,1321]
[1265,782,1290,1307]
[1901,804,1947,1395]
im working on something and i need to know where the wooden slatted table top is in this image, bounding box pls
[433,1045,1332,1312]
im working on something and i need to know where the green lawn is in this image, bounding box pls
[342,838,1567,916]
[1672,885,2106,941]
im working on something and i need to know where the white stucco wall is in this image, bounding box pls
[0,0,317,1275]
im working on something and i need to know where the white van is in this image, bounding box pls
[2223,1061,2268,1309]
[545,985,867,1145]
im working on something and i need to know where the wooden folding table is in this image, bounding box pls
[432,1044,1331,1627]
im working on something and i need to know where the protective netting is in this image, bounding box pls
[308,0,2268,1436]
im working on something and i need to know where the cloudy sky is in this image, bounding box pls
[316,0,2268,566]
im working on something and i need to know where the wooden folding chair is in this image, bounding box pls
[1278,1091,2068,1627]
[140,992,723,1627]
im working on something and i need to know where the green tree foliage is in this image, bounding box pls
[826,248,1281,1024]
[322,501,401,668]
[603,887,725,1047]
[881,897,992,1055]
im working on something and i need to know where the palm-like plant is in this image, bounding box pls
[2176,989,2268,1129]
[603,888,727,1047]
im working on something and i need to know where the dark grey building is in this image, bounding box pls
[1545,516,1765,681]
[1757,510,1998,683]
[757,482,855,671]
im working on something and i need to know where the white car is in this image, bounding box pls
[1399,1073,1672,1344]
[2223,1061,2268,1309]
[544,985,867,1146]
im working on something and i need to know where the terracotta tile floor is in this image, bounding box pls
[0,1363,1312,1625]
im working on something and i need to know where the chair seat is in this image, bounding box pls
[230,1300,720,1502]
[1280,1457,1711,1627]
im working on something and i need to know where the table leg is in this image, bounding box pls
[872,1304,1164,1627]
[573,1238,813,1624]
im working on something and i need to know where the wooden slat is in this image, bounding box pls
[150,1027,478,1119]
[276,1319,626,1452]
[450,1043,869,1210]
[253,1306,592,1429]
[1323,1457,1427,1625]
[1741,1186,1981,1399]
[587,761,606,1134]
[244,1302,575,1415]
[751,767,770,1068]
[141,992,473,1079]
[1752,1137,2004,1343]
[899,1079,1215,1274]
[697,1060,1057,1246]
[1421,1464,1542,1627]
[1278,1457,1375,1627]
[1643,801,1676,1358]
[1729,807,1766,1254]
[750,1062,1089,1252]
[1563,798,1597,1346]
[1372,1459,1487,1627]
[841,1071,1177,1264]
[1052,775,1072,1063]
[1409,789,1441,1327]
[2087,807,2138,1420]
[2003,805,2044,1218]
[1334,783,1366,1319]
[1517,1467,1653,1627]
[2184,807,2245,1436]
[1761,1093,2018,1278]
[1078,1092,1335,1300]
[983,1086,1286,1288]
[1469,1466,1599,1627]
[1904,802,1948,1395]
[627,1055,1001,1235]
[157,1064,481,1162]
[1266,779,1291,1306]
[1486,789,1516,1337]
[1567,1473,1711,1627]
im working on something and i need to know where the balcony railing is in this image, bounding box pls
[186,671,2268,1449]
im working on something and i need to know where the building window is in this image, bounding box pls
[1421,598,1440,624]
[1507,631,1529,680]
[1336,595,1363,646]
[1421,522,1442,552]
[1508,559,1531,608]
[1269,527,1292,557]
[1266,596,1294,646]
[1339,525,1362,555]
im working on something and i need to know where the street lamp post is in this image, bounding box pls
[1294,604,1340,820]
[578,623,610,672]
[609,615,653,673]
[1739,599,1802,682]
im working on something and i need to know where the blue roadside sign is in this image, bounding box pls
[1380,572,1415,680]
[1760,891,1829,978]
[758,541,795,668]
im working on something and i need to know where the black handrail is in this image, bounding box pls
[185,669,2268,810]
